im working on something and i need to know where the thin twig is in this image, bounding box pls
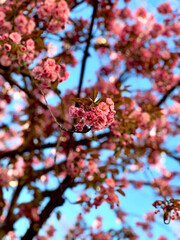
[146,165,167,202]
[33,80,91,133]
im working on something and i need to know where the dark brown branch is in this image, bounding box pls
[4,185,23,223]
[0,132,109,160]
[0,185,22,238]
[0,161,65,237]
[0,143,57,159]
[77,0,98,98]
[71,0,84,10]
[21,176,75,240]
[3,73,47,109]
[156,81,180,107]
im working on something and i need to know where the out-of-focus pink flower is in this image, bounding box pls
[9,32,22,44]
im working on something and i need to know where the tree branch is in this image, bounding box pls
[77,0,98,98]
[156,81,180,107]
[0,132,109,160]
[3,73,47,109]
[21,176,75,240]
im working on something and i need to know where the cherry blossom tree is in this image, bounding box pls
[0,0,179,239]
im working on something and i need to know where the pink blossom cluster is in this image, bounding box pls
[35,225,56,239]
[36,0,70,34]
[66,149,86,177]
[100,5,179,95]
[32,59,69,86]
[158,236,168,240]
[0,11,12,34]
[17,205,40,222]
[93,184,119,209]
[90,232,111,240]
[0,167,11,187]
[0,163,24,187]
[69,98,116,131]
[14,14,35,35]
[0,33,35,66]
[157,3,172,14]
[153,200,180,222]
[3,232,17,240]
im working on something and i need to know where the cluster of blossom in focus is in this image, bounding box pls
[36,0,70,33]
[69,98,116,131]
[32,58,69,87]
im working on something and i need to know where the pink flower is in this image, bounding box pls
[92,114,107,131]
[15,15,28,26]
[0,12,5,20]
[106,98,115,111]
[84,111,97,126]
[106,113,115,125]
[69,98,115,131]
[53,0,69,20]
[87,161,97,173]
[20,46,26,52]
[105,178,116,187]
[27,19,35,34]
[150,23,164,38]
[158,236,168,240]
[75,119,85,131]
[26,39,35,51]
[9,32,22,44]
[0,55,11,66]
[31,208,40,222]
[141,112,150,124]
[4,43,11,51]
[0,21,12,34]
[44,58,56,70]
[79,193,90,202]
[32,59,68,84]
[55,65,60,72]
[135,7,147,18]
[96,102,109,115]
[47,19,65,33]
[157,3,172,14]
[77,108,85,117]
[14,15,28,34]
[77,160,85,168]
[176,144,180,152]
[69,106,79,118]
[47,225,56,237]
[32,66,43,81]
[58,64,69,82]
